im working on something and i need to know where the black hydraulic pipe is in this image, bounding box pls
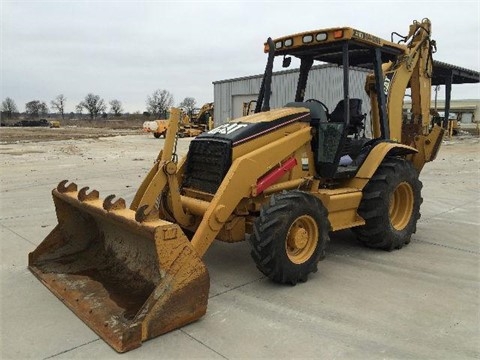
[261,38,276,112]
[255,37,275,113]
[373,48,389,139]
[295,57,313,102]
[343,42,350,126]
[255,73,266,113]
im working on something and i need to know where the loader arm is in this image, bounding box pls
[131,108,189,219]
[190,126,312,257]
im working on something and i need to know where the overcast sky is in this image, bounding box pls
[1,0,479,113]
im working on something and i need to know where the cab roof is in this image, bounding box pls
[266,26,406,67]
[266,27,479,85]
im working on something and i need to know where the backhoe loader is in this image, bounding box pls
[30,19,452,352]
[178,103,214,137]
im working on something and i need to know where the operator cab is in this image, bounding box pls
[286,98,368,178]
[255,27,405,179]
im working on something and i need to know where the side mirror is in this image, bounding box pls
[282,56,292,68]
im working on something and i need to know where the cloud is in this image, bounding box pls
[2,1,479,112]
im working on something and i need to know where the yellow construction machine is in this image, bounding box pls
[30,19,452,352]
[144,104,214,138]
[180,102,215,137]
[243,100,257,116]
[143,118,169,138]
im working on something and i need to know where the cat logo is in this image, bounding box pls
[208,123,248,135]
[383,76,391,95]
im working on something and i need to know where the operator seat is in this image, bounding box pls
[285,102,328,124]
[329,99,365,135]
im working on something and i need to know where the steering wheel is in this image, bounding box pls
[305,99,330,115]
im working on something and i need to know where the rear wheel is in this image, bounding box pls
[353,157,422,250]
[248,191,330,285]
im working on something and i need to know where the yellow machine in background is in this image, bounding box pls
[180,102,214,136]
[143,119,169,138]
[143,103,214,138]
[30,19,473,352]
[430,108,461,136]
[49,120,60,128]
[243,100,257,116]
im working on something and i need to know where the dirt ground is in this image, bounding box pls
[2,125,478,145]
[0,126,142,143]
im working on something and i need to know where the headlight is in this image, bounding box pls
[302,34,313,43]
[316,32,327,41]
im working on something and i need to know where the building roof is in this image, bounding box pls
[432,61,480,85]
[214,60,479,87]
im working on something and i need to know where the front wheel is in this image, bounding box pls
[353,157,422,250]
[248,191,330,285]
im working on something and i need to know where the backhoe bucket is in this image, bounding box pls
[28,181,209,353]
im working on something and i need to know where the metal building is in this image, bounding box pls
[213,64,372,129]
[212,60,478,134]
[430,99,479,124]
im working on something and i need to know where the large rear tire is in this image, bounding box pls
[353,157,422,250]
[248,191,330,285]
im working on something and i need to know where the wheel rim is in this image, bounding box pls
[285,215,319,264]
[389,181,414,231]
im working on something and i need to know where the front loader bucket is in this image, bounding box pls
[28,181,209,353]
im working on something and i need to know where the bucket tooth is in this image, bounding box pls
[57,180,77,193]
[103,194,126,211]
[135,204,149,223]
[135,204,158,223]
[29,188,210,352]
[78,187,100,202]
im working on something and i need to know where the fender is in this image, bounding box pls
[345,142,418,189]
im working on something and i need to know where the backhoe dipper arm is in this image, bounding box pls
[366,19,442,171]
[191,127,312,257]
[386,18,434,142]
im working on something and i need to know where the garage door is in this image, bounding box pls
[461,113,473,123]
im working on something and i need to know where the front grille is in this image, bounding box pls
[182,139,232,194]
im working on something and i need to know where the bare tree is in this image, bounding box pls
[77,93,107,119]
[25,100,48,118]
[51,94,67,120]
[146,89,174,119]
[109,99,123,117]
[179,97,197,116]
[1,97,18,118]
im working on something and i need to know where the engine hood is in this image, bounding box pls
[195,107,310,147]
